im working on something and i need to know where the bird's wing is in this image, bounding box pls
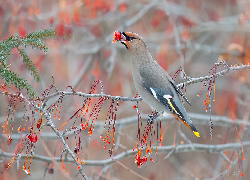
[167,77,191,106]
[142,82,185,119]
[139,63,199,137]
[141,74,199,137]
[140,67,185,119]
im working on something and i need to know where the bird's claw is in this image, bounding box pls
[147,115,155,125]
[147,112,159,125]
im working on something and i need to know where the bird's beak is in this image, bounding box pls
[113,31,128,43]
[120,32,130,42]
[113,31,130,50]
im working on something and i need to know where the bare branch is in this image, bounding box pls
[1,141,249,167]
[177,65,250,89]
[3,112,249,141]
[219,151,231,163]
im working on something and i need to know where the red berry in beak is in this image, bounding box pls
[113,31,122,43]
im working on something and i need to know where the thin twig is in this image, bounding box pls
[177,64,250,89]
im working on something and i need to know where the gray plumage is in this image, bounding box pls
[115,31,199,137]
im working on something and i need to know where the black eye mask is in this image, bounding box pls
[122,32,136,41]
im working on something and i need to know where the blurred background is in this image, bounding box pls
[0,0,250,179]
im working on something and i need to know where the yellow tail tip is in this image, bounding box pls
[193,131,200,138]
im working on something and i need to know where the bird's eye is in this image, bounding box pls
[129,37,136,41]
[121,32,136,41]
[126,36,136,41]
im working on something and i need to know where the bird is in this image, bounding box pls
[113,31,200,138]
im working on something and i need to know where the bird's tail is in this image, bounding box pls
[171,112,200,137]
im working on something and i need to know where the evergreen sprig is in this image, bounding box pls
[17,48,41,82]
[0,28,70,97]
[0,66,35,97]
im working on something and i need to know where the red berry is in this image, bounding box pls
[141,156,147,164]
[7,136,12,146]
[113,31,121,43]
[114,31,121,40]
[28,134,38,143]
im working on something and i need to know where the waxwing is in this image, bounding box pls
[113,31,199,137]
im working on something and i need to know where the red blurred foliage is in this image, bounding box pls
[149,172,158,180]
[85,0,91,7]
[55,24,65,36]
[29,7,34,16]
[35,54,45,72]
[156,46,168,71]
[36,8,41,15]
[56,24,73,37]
[228,92,237,121]
[119,3,128,12]
[0,6,4,17]
[73,6,80,24]
[91,10,96,19]
[166,23,173,35]
[151,10,167,28]
[181,30,190,42]
[0,160,10,180]
[91,138,101,149]
[90,25,101,37]
[65,26,73,36]
[207,10,220,21]
[65,11,71,24]
[178,16,196,27]
[104,49,111,58]
[215,91,228,116]
[93,61,100,80]
[152,19,160,28]
[83,0,114,19]
[238,13,248,26]
[57,11,64,22]
[18,26,26,37]
[49,17,54,24]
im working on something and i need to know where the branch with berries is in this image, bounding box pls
[1,63,249,178]
[3,113,250,141]
[1,141,249,166]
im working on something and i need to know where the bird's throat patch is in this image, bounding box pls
[121,41,130,50]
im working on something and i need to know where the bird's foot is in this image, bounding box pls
[147,112,159,125]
